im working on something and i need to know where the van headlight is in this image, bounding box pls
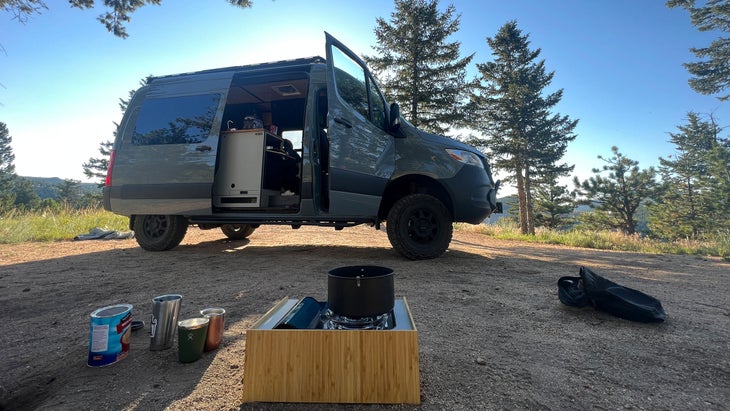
[445,149,484,169]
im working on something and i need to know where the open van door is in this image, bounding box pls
[324,32,395,216]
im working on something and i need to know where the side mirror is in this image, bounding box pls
[388,102,401,131]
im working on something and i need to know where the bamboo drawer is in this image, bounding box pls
[242,297,420,404]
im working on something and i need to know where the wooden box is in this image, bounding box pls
[242,297,420,404]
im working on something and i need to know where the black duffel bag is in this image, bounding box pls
[558,266,666,323]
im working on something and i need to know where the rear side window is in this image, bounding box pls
[132,94,221,145]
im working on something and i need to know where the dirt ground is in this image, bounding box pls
[0,225,728,411]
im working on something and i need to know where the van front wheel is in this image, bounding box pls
[386,194,453,260]
[221,224,256,240]
[133,215,188,251]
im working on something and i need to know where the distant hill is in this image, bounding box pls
[487,196,517,224]
[20,176,101,199]
[487,197,596,224]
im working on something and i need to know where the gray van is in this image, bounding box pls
[103,33,500,259]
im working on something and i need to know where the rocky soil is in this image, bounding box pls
[1,225,728,410]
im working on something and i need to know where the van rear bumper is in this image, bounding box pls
[102,187,112,212]
[102,183,213,215]
[442,166,499,224]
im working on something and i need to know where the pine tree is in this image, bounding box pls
[365,0,473,134]
[533,172,575,229]
[667,0,730,100]
[701,136,730,234]
[57,178,81,206]
[574,147,660,235]
[0,0,48,23]
[82,78,149,187]
[0,122,17,212]
[82,140,113,187]
[2,1,252,38]
[12,177,40,210]
[649,112,720,239]
[467,21,577,235]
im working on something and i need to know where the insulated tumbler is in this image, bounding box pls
[200,307,226,351]
[177,317,209,363]
[149,294,182,351]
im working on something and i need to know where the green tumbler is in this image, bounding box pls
[177,317,209,363]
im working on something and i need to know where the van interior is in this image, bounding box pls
[214,70,313,212]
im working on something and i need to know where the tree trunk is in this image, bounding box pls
[516,169,529,235]
[410,58,419,127]
[524,167,535,235]
[686,177,700,239]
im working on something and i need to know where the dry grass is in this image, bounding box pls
[0,207,128,244]
[1,207,727,259]
[458,221,729,259]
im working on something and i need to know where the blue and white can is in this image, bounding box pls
[88,304,133,367]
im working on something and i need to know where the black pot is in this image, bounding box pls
[327,266,394,318]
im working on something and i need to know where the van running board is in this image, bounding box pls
[189,218,376,229]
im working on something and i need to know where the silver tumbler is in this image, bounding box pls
[149,294,182,351]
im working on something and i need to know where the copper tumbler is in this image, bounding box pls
[200,308,226,351]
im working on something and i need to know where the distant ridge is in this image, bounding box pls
[486,196,595,224]
[19,176,101,199]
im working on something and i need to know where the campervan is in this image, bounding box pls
[103,33,500,259]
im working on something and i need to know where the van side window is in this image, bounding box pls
[331,47,386,130]
[132,94,221,145]
[368,75,386,129]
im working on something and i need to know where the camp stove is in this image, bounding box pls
[325,265,395,330]
[321,309,392,330]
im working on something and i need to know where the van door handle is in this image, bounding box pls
[195,145,212,152]
[334,117,352,128]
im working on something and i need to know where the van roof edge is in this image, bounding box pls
[151,56,325,81]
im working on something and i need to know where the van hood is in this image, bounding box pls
[406,125,485,158]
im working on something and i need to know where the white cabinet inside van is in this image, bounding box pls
[213,129,266,208]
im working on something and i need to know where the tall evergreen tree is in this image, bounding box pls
[667,0,730,100]
[533,172,575,230]
[57,178,81,206]
[574,147,660,235]
[701,133,730,234]
[365,0,473,134]
[82,78,149,187]
[12,177,40,210]
[82,140,113,187]
[467,21,577,235]
[649,112,720,239]
[1,0,46,23]
[0,122,17,212]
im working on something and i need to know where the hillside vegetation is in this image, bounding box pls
[1,207,727,259]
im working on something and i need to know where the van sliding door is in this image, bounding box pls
[324,32,395,217]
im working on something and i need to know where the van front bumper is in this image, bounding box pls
[442,166,500,224]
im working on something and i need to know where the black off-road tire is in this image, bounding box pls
[133,215,188,251]
[386,194,453,260]
[221,224,256,240]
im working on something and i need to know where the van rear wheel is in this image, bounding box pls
[221,224,256,240]
[386,194,453,260]
[133,215,188,251]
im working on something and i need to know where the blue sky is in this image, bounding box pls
[0,0,727,194]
